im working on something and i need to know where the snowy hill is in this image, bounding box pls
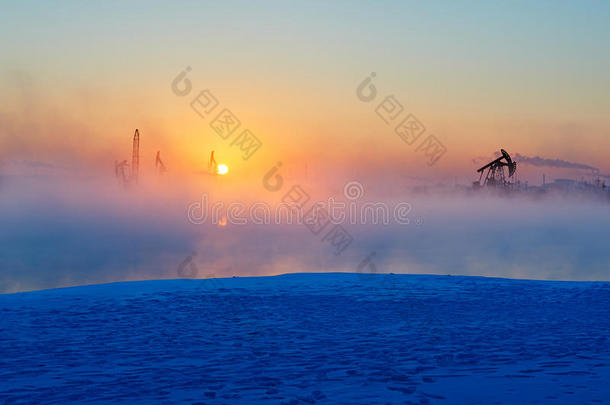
[1,273,609,404]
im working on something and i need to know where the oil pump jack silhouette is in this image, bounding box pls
[474,149,517,189]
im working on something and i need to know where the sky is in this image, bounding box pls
[2,1,609,179]
[1,1,609,291]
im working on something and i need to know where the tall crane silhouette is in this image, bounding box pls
[131,129,140,184]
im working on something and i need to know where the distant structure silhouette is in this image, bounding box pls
[209,150,217,173]
[114,160,129,186]
[155,151,166,175]
[131,129,140,184]
[114,129,142,187]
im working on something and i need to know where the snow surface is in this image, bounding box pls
[0,273,609,404]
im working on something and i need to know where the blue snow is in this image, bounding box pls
[1,273,609,404]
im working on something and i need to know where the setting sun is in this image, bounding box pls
[217,164,228,175]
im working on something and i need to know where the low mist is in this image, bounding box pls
[1,165,609,294]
